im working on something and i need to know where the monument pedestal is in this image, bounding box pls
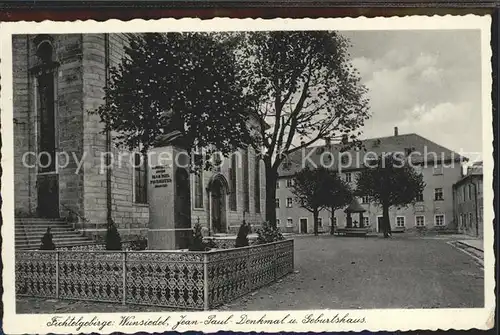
[147,145,192,250]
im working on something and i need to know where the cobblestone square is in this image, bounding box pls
[17,234,484,313]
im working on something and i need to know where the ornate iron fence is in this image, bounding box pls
[56,241,137,251]
[16,239,294,310]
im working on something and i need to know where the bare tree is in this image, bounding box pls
[235,31,370,225]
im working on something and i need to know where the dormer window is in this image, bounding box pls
[404,147,416,156]
[433,165,443,175]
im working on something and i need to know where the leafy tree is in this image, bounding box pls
[93,33,251,170]
[355,154,426,238]
[233,31,370,225]
[105,222,122,250]
[291,166,352,235]
[324,171,353,235]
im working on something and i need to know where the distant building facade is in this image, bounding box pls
[453,162,483,238]
[12,33,265,239]
[276,128,465,234]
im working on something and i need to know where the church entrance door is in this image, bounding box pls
[37,174,59,218]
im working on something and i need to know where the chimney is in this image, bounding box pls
[394,127,399,136]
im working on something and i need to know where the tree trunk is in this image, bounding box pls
[330,207,335,235]
[313,209,319,236]
[264,163,278,226]
[382,203,391,238]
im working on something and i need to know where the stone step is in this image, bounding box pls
[15,217,95,250]
[15,226,73,231]
[17,238,97,245]
[15,236,86,244]
[15,217,65,220]
[15,222,72,228]
[16,226,75,232]
[16,235,92,244]
[16,240,98,250]
[16,231,83,237]
[17,236,91,244]
[15,219,67,224]
[19,233,89,240]
[16,230,76,236]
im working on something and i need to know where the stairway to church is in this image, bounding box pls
[15,218,96,250]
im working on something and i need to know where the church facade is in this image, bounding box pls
[12,33,266,240]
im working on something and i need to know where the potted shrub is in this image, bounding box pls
[235,221,251,248]
[189,223,208,251]
[40,227,56,250]
[105,222,122,250]
[255,221,284,245]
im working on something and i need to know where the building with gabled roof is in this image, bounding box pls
[276,127,467,234]
[453,161,483,238]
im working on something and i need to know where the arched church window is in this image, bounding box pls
[194,170,204,209]
[134,153,148,204]
[36,41,54,63]
[229,153,237,211]
[242,148,250,213]
[34,38,57,173]
[254,154,261,213]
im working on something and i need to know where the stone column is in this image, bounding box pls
[147,145,192,250]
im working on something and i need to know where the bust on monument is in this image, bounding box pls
[155,130,186,148]
[154,110,190,149]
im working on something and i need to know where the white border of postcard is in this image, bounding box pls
[1,15,495,333]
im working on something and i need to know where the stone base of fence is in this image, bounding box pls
[16,239,294,310]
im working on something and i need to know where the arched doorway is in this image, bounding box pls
[208,175,228,234]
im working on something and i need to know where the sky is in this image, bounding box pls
[341,30,483,161]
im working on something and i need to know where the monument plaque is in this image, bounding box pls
[147,145,192,250]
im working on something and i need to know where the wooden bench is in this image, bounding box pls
[335,228,370,236]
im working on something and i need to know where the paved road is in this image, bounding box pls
[17,234,483,313]
[221,235,484,310]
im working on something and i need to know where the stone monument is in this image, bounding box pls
[147,130,192,250]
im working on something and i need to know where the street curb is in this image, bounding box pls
[448,241,484,268]
[456,240,484,253]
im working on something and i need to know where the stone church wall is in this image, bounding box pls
[13,33,266,241]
